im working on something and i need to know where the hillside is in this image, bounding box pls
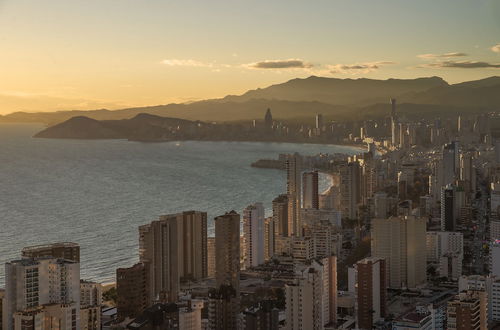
[34,114,203,140]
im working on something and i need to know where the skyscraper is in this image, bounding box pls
[286,153,302,236]
[263,217,275,261]
[339,160,361,220]
[243,202,265,268]
[264,108,273,129]
[215,211,241,294]
[272,194,290,237]
[302,170,319,209]
[139,211,208,302]
[285,257,337,330]
[315,114,324,136]
[116,262,150,320]
[207,237,216,277]
[80,280,102,330]
[209,211,241,330]
[441,184,461,231]
[390,98,399,147]
[350,257,387,330]
[3,257,81,330]
[443,142,458,185]
[371,216,427,289]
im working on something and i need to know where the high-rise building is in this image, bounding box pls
[215,211,241,294]
[373,192,389,219]
[21,242,80,262]
[349,257,387,330]
[426,231,464,262]
[243,202,265,268]
[491,182,500,221]
[491,220,500,241]
[272,194,290,237]
[116,262,150,320]
[285,257,337,330]
[490,240,500,277]
[208,285,239,330]
[3,257,81,330]
[459,275,500,322]
[207,237,216,277]
[80,280,102,330]
[210,211,241,330]
[339,160,361,220]
[426,231,463,280]
[264,108,273,129]
[441,184,462,231]
[0,289,4,330]
[447,290,488,330]
[286,154,303,236]
[309,221,342,259]
[443,142,458,185]
[459,152,475,195]
[291,236,314,261]
[302,171,319,209]
[391,98,399,147]
[263,217,275,261]
[139,211,208,303]
[371,216,427,289]
[315,114,323,131]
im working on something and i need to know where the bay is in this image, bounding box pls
[0,123,361,285]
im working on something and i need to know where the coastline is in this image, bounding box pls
[130,138,367,151]
[319,171,335,195]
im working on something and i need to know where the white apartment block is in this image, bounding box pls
[243,202,265,268]
[3,257,81,330]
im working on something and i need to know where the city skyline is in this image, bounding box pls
[0,0,499,114]
[2,1,500,329]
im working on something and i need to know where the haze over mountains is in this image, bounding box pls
[2,76,500,125]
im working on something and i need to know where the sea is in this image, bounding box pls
[0,123,361,285]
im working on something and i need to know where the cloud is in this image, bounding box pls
[417,52,468,59]
[327,61,395,74]
[246,59,313,69]
[161,59,213,67]
[492,44,500,53]
[421,60,500,69]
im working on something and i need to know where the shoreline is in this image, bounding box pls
[319,171,335,195]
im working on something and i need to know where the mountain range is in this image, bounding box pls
[2,75,500,125]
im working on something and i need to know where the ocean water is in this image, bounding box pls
[0,123,361,285]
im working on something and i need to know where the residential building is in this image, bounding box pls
[243,203,265,268]
[3,257,80,330]
[286,154,303,236]
[447,290,488,330]
[285,257,336,330]
[139,211,208,302]
[371,216,426,289]
[302,170,319,209]
[349,257,386,330]
[272,194,290,237]
[116,262,150,320]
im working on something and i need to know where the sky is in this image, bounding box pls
[0,0,499,114]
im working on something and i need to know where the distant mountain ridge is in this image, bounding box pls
[2,75,499,125]
[222,76,449,106]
